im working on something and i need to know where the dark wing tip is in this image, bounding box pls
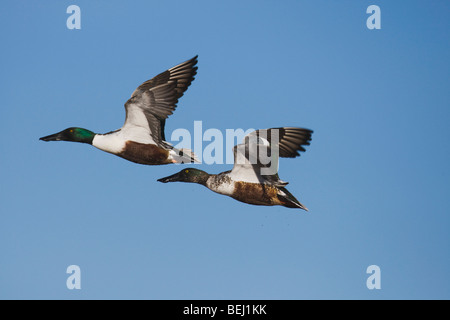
[131,55,199,99]
[272,127,313,158]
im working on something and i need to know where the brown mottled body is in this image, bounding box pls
[205,173,303,208]
[158,168,308,210]
[232,182,284,206]
[118,141,171,165]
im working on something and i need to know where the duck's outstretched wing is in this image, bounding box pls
[229,127,313,186]
[246,127,313,158]
[122,56,198,147]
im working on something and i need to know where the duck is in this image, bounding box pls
[40,56,199,165]
[158,127,313,210]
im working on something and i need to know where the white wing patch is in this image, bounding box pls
[123,103,150,132]
[229,131,280,183]
[121,103,158,144]
[228,163,262,184]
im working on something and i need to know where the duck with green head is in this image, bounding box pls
[158,127,313,210]
[40,56,199,165]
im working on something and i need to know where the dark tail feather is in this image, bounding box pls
[172,147,200,164]
[278,188,308,211]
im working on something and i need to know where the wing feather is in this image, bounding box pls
[229,127,313,185]
[122,56,198,147]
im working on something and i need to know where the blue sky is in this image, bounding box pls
[1,0,449,299]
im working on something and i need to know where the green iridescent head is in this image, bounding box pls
[40,127,95,144]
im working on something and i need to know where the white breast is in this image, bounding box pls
[206,175,235,196]
[92,131,126,154]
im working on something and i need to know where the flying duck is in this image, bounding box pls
[158,127,313,210]
[40,56,199,165]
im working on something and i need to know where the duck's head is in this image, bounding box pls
[157,168,209,185]
[39,127,95,144]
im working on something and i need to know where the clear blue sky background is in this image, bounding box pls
[1,0,449,300]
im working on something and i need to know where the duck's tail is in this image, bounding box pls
[170,148,200,164]
[277,187,309,211]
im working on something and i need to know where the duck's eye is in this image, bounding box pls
[70,129,74,133]
[185,170,189,173]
